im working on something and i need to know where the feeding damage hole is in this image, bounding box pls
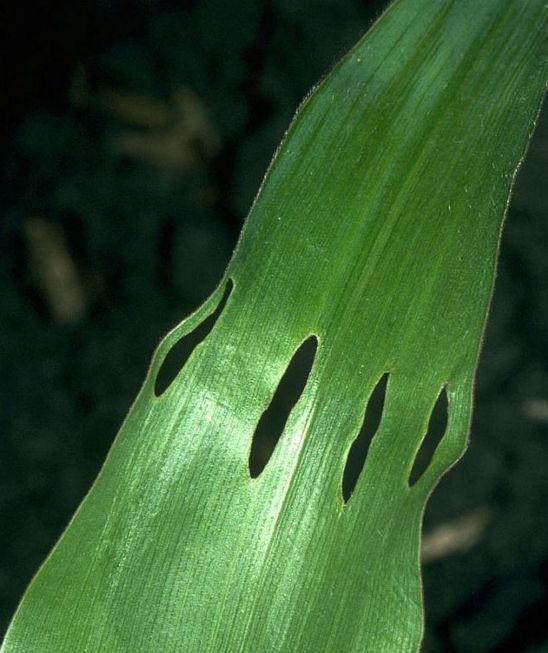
[408,386,449,487]
[154,279,233,397]
[342,372,389,504]
[249,336,318,479]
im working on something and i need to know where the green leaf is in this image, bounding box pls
[3,1,546,651]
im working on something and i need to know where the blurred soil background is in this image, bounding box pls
[0,1,546,650]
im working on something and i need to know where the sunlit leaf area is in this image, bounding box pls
[1,1,546,651]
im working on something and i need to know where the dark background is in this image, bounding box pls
[1,1,546,650]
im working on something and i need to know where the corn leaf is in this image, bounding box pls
[3,0,546,651]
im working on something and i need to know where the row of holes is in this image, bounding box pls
[154,281,449,501]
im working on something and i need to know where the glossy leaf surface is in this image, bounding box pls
[3,0,546,651]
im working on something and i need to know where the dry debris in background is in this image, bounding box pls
[421,508,491,564]
[72,69,220,171]
[24,217,87,324]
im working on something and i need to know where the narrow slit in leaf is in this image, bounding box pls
[409,386,449,487]
[342,372,389,504]
[249,336,318,478]
[154,279,233,397]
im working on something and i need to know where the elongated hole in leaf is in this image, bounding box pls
[409,386,449,487]
[342,372,389,504]
[154,279,233,397]
[249,336,318,478]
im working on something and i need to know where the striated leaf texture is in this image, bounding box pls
[3,0,546,651]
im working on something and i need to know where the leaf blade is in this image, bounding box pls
[3,1,546,651]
